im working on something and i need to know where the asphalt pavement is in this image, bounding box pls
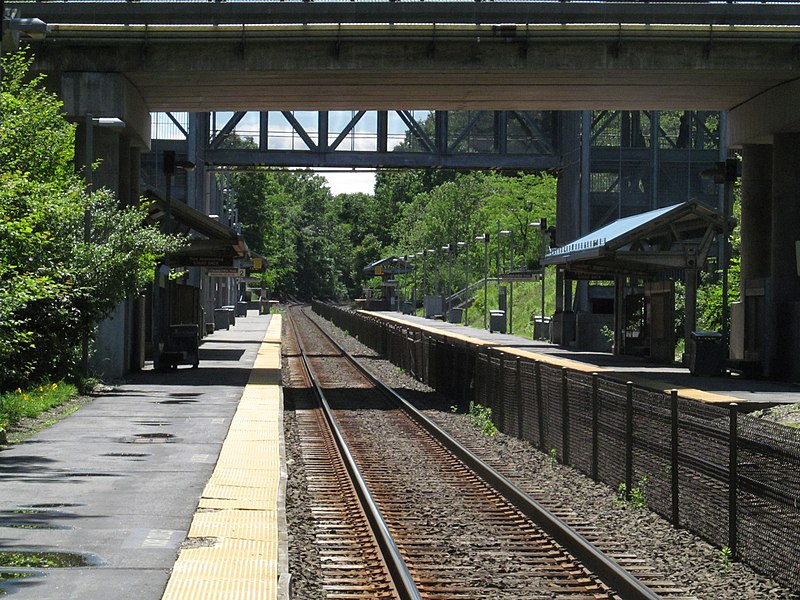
[0,313,273,599]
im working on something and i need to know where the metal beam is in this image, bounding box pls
[204,148,561,171]
[11,2,800,27]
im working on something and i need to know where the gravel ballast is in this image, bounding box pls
[284,310,799,599]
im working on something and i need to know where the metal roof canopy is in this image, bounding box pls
[364,256,414,276]
[541,201,728,279]
[144,190,249,264]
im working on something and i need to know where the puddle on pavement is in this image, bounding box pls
[0,569,42,594]
[23,503,82,509]
[60,472,122,478]
[0,551,94,568]
[135,432,174,439]
[101,452,150,458]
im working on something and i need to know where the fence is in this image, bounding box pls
[312,301,800,592]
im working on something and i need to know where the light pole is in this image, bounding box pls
[500,229,513,333]
[414,251,422,307]
[530,219,548,338]
[442,244,452,317]
[81,114,125,377]
[475,233,489,329]
[457,240,468,324]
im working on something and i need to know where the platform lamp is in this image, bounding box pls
[415,251,423,307]
[81,114,126,377]
[499,229,514,333]
[441,244,452,315]
[474,233,489,329]
[530,219,548,338]
[457,241,468,324]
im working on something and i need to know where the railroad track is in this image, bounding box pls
[285,305,693,599]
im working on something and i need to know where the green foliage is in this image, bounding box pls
[467,401,498,436]
[0,50,181,390]
[719,546,734,574]
[615,475,649,509]
[0,381,77,430]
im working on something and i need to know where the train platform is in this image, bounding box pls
[368,311,800,408]
[0,312,287,600]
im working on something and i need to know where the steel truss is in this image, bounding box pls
[199,110,560,171]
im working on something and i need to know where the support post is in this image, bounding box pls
[729,402,739,557]
[561,367,569,465]
[671,389,680,527]
[591,372,599,481]
[625,381,634,502]
[535,361,545,450]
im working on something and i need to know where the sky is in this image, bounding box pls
[321,170,376,196]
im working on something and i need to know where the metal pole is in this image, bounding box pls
[561,367,569,465]
[509,232,514,334]
[464,240,469,324]
[671,389,680,527]
[483,235,489,329]
[729,402,739,557]
[591,372,599,481]
[625,381,634,502]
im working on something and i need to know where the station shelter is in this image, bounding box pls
[144,191,249,369]
[541,201,729,364]
[362,256,414,312]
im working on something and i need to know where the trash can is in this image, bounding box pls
[689,330,725,376]
[236,301,248,317]
[447,308,463,323]
[533,316,551,341]
[214,308,230,330]
[489,310,506,334]
[221,305,236,326]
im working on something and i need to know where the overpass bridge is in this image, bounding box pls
[4,1,800,381]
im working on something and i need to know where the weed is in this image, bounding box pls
[467,402,497,437]
[615,475,649,509]
[547,448,558,464]
[450,405,459,413]
[719,546,734,574]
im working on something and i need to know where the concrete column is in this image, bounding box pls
[769,133,800,379]
[740,144,772,287]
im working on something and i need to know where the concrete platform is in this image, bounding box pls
[368,311,800,408]
[0,312,287,600]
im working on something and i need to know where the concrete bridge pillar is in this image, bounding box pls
[61,72,152,378]
[767,134,800,379]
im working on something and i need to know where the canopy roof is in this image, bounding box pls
[363,256,414,275]
[541,201,729,278]
[144,190,249,266]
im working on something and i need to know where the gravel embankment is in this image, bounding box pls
[285,311,799,600]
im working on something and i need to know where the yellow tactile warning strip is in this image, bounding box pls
[162,315,286,600]
[365,310,741,405]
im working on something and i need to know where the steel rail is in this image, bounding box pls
[302,305,662,600]
[286,309,423,600]
[10,1,800,27]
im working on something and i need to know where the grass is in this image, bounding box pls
[0,382,78,433]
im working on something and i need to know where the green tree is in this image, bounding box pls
[0,51,180,390]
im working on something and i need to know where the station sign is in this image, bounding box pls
[183,256,234,267]
[207,267,245,277]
